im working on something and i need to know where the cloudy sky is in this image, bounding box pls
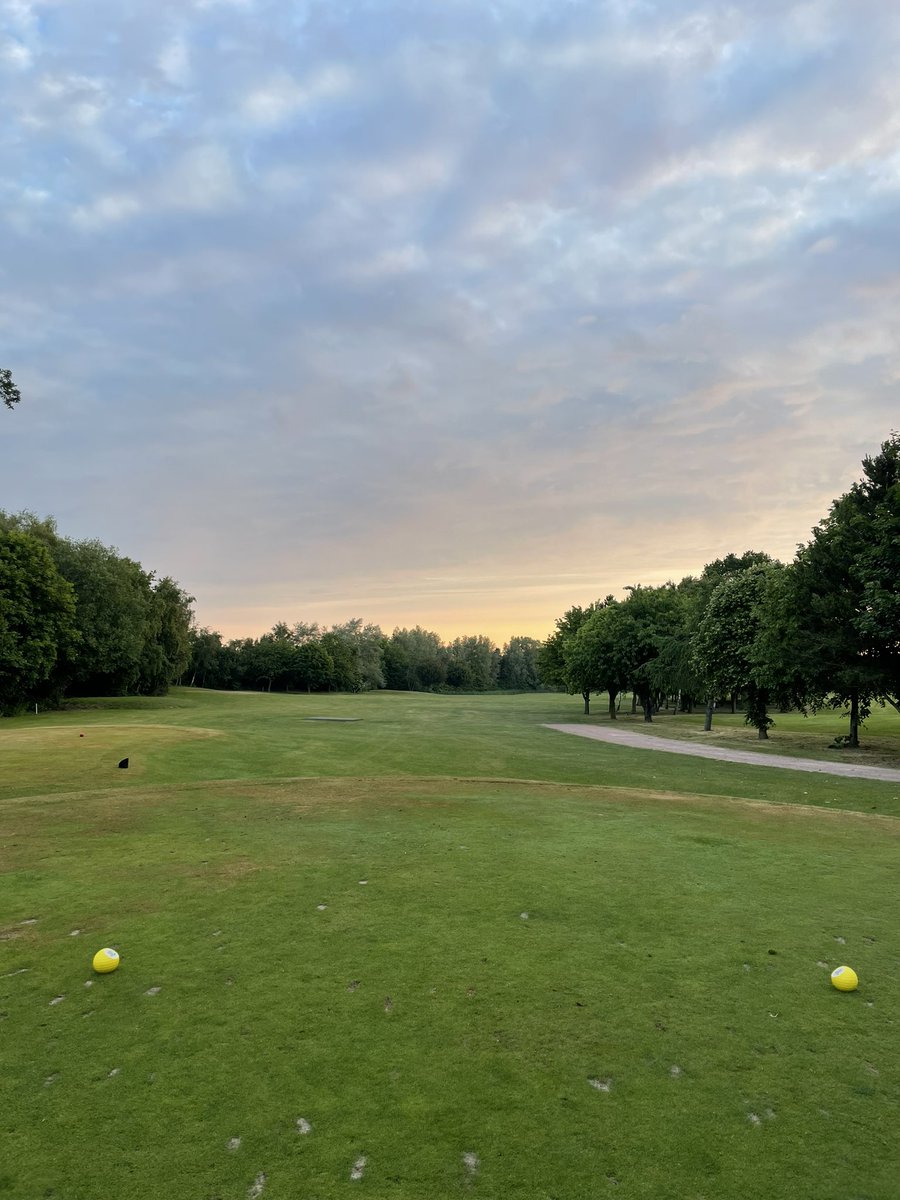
[2,0,899,644]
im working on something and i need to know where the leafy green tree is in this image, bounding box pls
[642,577,706,712]
[498,636,543,691]
[248,625,297,692]
[790,435,900,744]
[295,640,333,692]
[320,630,358,691]
[0,529,76,714]
[692,565,785,739]
[327,620,385,690]
[136,577,194,695]
[538,601,605,711]
[383,627,446,691]
[1,368,21,411]
[565,602,631,718]
[446,635,495,691]
[50,538,155,695]
[617,584,685,721]
[187,628,224,688]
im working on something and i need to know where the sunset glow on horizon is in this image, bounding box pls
[3,0,899,646]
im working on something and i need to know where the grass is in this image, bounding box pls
[2,688,899,1199]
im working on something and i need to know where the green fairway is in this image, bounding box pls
[2,690,899,1199]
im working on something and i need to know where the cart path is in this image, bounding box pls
[544,724,900,783]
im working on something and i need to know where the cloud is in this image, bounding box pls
[241,65,355,126]
[4,0,900,642]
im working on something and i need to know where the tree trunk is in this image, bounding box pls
[608,691,617,720]
[703,698,714,732]
[631,693,637,715]
[582,690,590,715]
[730,693,736,714]
[849,689,860,747]
[642,692,653,722]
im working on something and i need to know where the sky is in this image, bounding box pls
[2,0,900,645]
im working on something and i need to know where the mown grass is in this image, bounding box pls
[2,689,899,1199]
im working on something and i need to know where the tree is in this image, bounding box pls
[320,630,358,691]
[446,635,495,691]
[790,435,900,744]
[538,601,605,712]
[383,627,446,691]
[49,538,155,695]
[250,625,297,692]
[0,529,76,714]
[498,636,543,691]
[187,628,224,688]
[135,577,194,695]
[1,368,21,411]
[617,584,685,722]
[692,564,785,739]
[565,602,632,719]
[327,619,385,690]
[295,640,333,692]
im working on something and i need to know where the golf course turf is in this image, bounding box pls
[1,690,898,1199]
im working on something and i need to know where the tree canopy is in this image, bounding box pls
[1,368,21,411]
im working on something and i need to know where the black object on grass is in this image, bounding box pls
[118,758,129,769]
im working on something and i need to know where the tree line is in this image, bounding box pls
[3,435,897,733]
[540,435,900,747]
[0,508,547,712]
[0,512,193,715]
[187,622,546,696]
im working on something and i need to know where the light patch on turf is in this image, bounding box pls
[358,880,368,885]
[347,980,360,992]
[865,1064,879,1075]
[669,1065,682,1077]
[816,961,829,968]
[520,912,529,920]
[108,1067,120,1078]
[145,987,161,996]
[212,930,223,937]
[834,936,846,943]
[84,980,93,988]
[49,995,65,1006]
[18,918,38,926]
[69,929,82,936]
[463,1152,479,1176]
[748,1112,761,1125]
[1,968,28,978]
[44,1073,60,1087]
[317,904,327,911]
[296,1118,311,1134]
[227,1137,242,1151]
[247,1172,266,1197]
[588,1078,612,1092]
[384,996,393,1013]
[350,1156,367,1181]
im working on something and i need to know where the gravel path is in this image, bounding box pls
[544,723,900,783]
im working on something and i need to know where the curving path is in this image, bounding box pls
[544,723,900,783]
